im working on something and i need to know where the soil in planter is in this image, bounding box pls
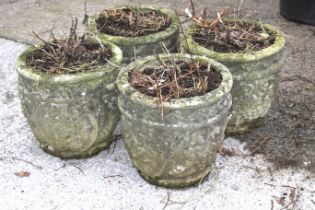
[26,19,112,74]
[186,6,276,53]
[96,8,172,37]
[192,20,276,53]
[129,59,222,102]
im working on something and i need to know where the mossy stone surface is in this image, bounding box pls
[16,40,122,159]
[117,54,233,188]
[182,19,285,133]
[87,7,180,63]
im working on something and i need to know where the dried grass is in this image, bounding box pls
[26,18,112,74]
[96,8,171,37]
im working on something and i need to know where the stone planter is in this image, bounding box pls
[16,40,122,159]
[87,7,180,63]
[117,54,233,188]
[182,19,285,133]
[280,0,315,25]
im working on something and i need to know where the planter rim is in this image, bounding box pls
[87,6,180,46]
[117,53,233,109]
[183,18,286,63]
[16,38,122,84]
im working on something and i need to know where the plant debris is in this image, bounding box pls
[129,57,222,104]
[218,146,236,157]
[184,2,276,53]
[26,18,112,74]
[270,186,301,210]
[0,156,42,169]
[96,7,171,37]
[14,171,31,177]
[103,174,124,179]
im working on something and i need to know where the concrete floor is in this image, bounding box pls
[0,0,291,44]
[0,0,314,209]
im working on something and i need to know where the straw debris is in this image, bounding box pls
[129,56,222,102]
[26,18,112,74]
[96,8,171,37]
[186,1,276,52]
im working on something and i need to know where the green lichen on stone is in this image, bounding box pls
[87,6,180,63]
[117,54,233,188]
[16,40,123,159]
[182,19,285,133]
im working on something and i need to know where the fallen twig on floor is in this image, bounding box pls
[251,136,271,154]
[103,174,124,179]
[0,156,42,169]
[161,190,190,210]
[281,75,315,85]
[68,164,85,174]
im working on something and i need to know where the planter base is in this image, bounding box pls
[137,166,211,188]
[226,116,265,134]
[39,136,112,159]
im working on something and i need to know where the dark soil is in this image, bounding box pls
[129,60,222,101]
[96,8,171,37]
[26,40,112,74]
[192,21,276,53]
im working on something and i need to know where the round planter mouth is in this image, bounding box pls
[16,38,122,84]
[87,6,180,46]
[183,18,286,63]
[117,53,233,109]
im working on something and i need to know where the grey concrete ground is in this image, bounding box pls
[0,0,314,209]
[0,0,291,44]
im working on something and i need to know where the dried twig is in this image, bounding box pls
[161,190,190,210]
[281,75,315,85]
[68,164,85,174]
[162,190,172,210]
[183,2,274,53]
[96,8,171,37]
[28,18,112,74]
[32,31,57,46]
[82,1,89,25]
[0,156,42,169]
[251,136,271,154]
[129,57,222,119]
[189,0,196,16]
[103,174,124,179]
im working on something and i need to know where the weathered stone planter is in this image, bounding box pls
[16,40,122,159]
[87,7,180,63]
[182,19,285,133]
[117,54,233,188]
